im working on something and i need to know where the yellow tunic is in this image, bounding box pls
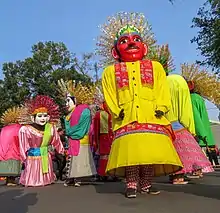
[166,74,196,135]
[102,60,182,177]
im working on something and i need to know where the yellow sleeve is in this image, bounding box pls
[101,66,121,118]
[179,86,196,135]
[153,61,171,113]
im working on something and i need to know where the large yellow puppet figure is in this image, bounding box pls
[96,12,182,198]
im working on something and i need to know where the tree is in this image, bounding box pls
[1,41,93,116]
[191,0,220,73]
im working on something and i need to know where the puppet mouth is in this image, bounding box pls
[126,46,140,53]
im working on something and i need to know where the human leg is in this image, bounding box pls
[125,166,139,198]
[139,165,160,194]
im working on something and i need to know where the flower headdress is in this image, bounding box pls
[0,106,24,126]
[57,79,95,105]
[18,95,60,124]
[147,44,175,74]
[181,63,220,105]
[96,12,156,66]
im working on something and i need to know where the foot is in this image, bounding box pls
[64,179,75,187]
[125,188,137,198]
[74,182,81,187]
[7,183,17,186]
[173,180,188,185]
[187,174,200,179]
[173,178,188,185]
[141,186,160,195]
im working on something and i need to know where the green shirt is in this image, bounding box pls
[191,93,215,146]
[64,108,91,140]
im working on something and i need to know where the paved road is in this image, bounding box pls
[1,170,220,213]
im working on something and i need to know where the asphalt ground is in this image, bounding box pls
[0,170,220,213]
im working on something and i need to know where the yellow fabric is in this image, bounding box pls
[106,133,183,177]
[102,60,171,131]
[166,75,196,135]
[80,135,89,145]
[100,111,109,134]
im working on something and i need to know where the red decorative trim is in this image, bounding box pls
[114,62,129,89]
[115,122,174,140]
[140,60,154,87]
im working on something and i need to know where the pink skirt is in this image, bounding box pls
[19,154,56,187]
[173,129,214,174]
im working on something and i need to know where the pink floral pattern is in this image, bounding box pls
[173,129,214,174]
[114,60,154,89]
[140,60,154,86]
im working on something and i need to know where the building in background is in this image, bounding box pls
[210,120,220,152]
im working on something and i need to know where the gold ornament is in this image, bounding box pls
[181,63,220,105]
[96,12,156,66]
[57,79,96,105]
[0,106,24,125]
[147,44,175,74]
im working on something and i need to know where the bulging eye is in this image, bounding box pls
[120,39,128,44]
[134,37,141,42]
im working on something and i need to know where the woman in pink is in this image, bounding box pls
[18,95,64,187]
[166,75,213,184]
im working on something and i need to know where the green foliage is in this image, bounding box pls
[0,41,94,117]
[191,0,220,73]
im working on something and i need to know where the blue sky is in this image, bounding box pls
[0,0,219,120]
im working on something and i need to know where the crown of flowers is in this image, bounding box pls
[18,95,60,124]
[57,79,96,105]
[181,63,220,105]
[147,44,175,74]
[0,106,24,125]
[96,12,157,66]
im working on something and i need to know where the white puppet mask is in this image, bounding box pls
[31,112,50,126]
[66,95,76,112]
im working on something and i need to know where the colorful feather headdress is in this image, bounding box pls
[18,95,60,124]
[57,79,96,105]
[181,63,220,105]
[0,106,24,125]
[96,12,156,66]
[147,44,175,74]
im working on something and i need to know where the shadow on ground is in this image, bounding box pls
[155,182,220,200]
[0,189,38,213]
[94,174,220,200]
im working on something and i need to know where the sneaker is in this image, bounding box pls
[173,181,188,185]
[64,179,75,187]
[126,188,137,198]
[74,182,81,187]
[187,175,200,179]
[141,186,160,195]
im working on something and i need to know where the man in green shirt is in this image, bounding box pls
[187,80,219,167]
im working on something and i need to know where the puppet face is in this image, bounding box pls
[66,96,76,112]
[31,112,50,126]
[112,33,148,62]
[187,81,195,92]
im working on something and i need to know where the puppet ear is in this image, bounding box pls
[143,44,148,56]
[46,115,50,122]
[30,115,35,123]
[111,47,120,60]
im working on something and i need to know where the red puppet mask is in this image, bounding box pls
[111,25,148,62]
[187,81,195,92]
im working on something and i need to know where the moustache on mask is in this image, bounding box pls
[125,44,140,51]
